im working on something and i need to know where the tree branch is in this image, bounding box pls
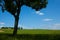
[10,13,16,17]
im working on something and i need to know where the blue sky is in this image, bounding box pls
[0,0,60,29]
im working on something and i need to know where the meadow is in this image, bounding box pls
[0,29,60,40]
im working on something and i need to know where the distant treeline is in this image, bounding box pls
[1,27,23,30]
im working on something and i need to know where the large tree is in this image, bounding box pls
[0,0,48,36]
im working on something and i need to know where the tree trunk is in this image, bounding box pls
[13,16,19,36]
[13,3,21,36]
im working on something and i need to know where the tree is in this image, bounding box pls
[0,0,48,36]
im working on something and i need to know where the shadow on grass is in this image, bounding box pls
[0,33,60,40]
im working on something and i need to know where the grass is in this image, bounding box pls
[1,29,60,34]
[17,29,60,34]
[0,29,60,40]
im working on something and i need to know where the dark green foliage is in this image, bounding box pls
[24,0,48,11]
[1,27,8,29]
[0,0,48,14]
[4,0,17,14]
[1,27,23,30]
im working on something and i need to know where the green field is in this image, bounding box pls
[1,29,60,34]
[0,29,60,40]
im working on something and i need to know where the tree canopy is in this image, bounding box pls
[0,0,48,36]
[0,0,47,16]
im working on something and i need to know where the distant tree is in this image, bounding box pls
[20,27,23,30]
[1,27,5,29]
[1,27,8,29]
[0,0,48,36]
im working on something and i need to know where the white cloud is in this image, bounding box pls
[39,23,60,30]
[36,11,40,14]
[39,13,44,15]
[54,24,60,26]
[0,22,5,25]
[43,18,53,22]
[51,23,60,29]
[36,11,44,16]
